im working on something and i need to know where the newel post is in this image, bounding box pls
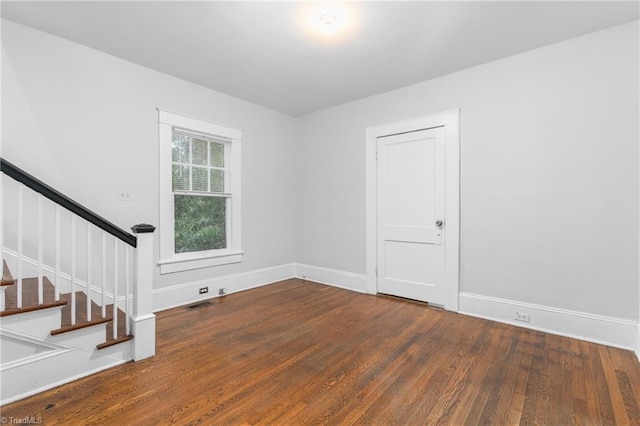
[131,223,156,361]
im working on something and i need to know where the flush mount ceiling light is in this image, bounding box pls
[320,12,338,36]
[305,4,349,38]
[296,3,356,41]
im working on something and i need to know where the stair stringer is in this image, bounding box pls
[0,306,133,405]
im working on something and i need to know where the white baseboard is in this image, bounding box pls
[152,263,296,312]
[459,292,639,352]
[9,243,639,360]
[294,263,367,293]
[637,324,640,362]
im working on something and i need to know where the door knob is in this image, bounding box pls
[435,220,444,228]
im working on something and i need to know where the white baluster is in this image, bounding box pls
[55,205,60,301]
[101,232,106,318]
[87,223,92,321]
[37,195,43,305]
[113,239,118,340]
[17,185,23,309]
[125,245,130,336]
[71,215,76,325]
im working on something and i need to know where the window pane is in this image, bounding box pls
[210,142,224,167]
[174,195,226,253]
[192,138,208,166]
[192,167,208,192]
[210,169,224,193]
[172,132,190,163]
[172,165,190,191]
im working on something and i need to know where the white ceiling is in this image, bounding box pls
[2,1,638,116]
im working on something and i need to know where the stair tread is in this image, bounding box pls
[97,334,133,350]
[101,304,130,349]
[1,299,68,317]
[1,276,66,316]
[56,292,131,346]
[1,259,15,286]
[51,316,112,335]
[59,290,107,328]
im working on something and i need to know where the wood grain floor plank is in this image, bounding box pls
[492,328,536,426]
[570,338,589,425]
[429,319,495,425]
[2,279,640,425]
[599,345,633,425]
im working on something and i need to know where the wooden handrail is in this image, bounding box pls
[0,158,137,247]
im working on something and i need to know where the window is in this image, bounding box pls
[158,109,242,274]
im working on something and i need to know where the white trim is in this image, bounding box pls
[153,263,296,312]
[0,329,73,372]
[131,314,156,361]
[459,292,639,351]
[365,109,460,311]
[152,262,369,313]
[0,358,129,406]
[294,263,367,293]
[637,324,640,362]
[158,108,243,274]
[157,108,242,140]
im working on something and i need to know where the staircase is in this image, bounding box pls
[2,260,131,347]
[0,158,156,405]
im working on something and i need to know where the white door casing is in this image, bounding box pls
[376,128,445,304]
[365,110,460,311]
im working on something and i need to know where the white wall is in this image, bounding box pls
[1,20,297,289]
[295,20,639,321]
[2,18,639,325]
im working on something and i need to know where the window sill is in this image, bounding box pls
[158,251,244,274]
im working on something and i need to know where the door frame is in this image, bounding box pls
[365,109,460,311]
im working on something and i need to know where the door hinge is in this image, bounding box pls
[375,268,378,276]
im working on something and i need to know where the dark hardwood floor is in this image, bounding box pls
[2,279,640,425]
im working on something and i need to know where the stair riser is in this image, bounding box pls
[0,307,63,339]
[48,323,108,349]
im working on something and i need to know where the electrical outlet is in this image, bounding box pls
[218,288,227,296]
[515,312,530,322]
[199,287,208,295]
[119,192,132,201]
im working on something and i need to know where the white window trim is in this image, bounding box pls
[158,109,243,274]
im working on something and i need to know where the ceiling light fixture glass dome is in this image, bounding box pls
[320,13,337,36]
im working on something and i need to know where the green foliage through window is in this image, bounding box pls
[174,195,226,253]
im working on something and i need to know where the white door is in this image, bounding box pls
[376,127,446,305]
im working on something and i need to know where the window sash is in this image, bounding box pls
[172,129,228,195]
